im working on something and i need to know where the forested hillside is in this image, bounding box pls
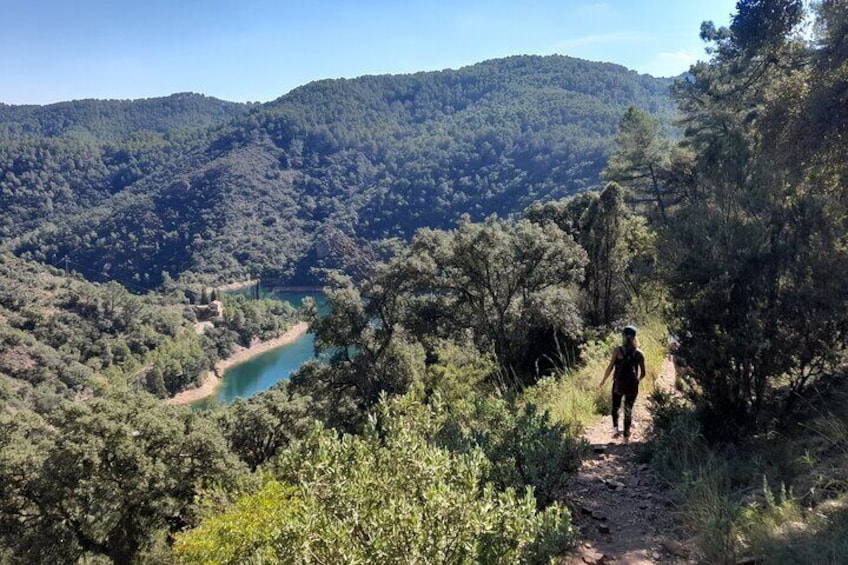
[0,93,249,241]
[2,2,848,561]
[0,253,298,408]
[0,92,249,141]
[5,56,674,288]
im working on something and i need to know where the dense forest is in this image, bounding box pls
[0,93,250,243]
[2,1,848,563]
[3,56,674,289]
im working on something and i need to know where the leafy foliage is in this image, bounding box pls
[0,393,245,564]
[175,394,576,564]
[216,383,313,471]
[657,0,848,437]
[290,215,592,431]
[527,182,655,327]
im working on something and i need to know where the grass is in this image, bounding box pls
[522,315,668,431]
[645,378,848,564]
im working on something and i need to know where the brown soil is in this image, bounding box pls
[565,358,695,564]
[0,344,37,372]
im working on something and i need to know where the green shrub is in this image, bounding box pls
[741,494,848,564]
[176,399,576,564]
[644,388,709,477]
[473,401,586,509]
[677,464,741,564]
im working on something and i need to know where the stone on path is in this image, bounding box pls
[570,545,605,565]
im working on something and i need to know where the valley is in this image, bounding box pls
[2,2,848,563]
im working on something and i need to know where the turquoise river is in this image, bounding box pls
[196,290,325,407]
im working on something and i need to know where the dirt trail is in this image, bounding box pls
[566,358,694,564]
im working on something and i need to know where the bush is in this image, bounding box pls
[468,401,586,509]
[175,400,576,564]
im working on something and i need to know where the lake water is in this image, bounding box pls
[197,290,325,407]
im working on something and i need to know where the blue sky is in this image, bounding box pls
[0,0,738,105]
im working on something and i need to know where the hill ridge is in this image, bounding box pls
[4,55,676,289]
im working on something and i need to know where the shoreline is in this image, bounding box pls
[167,321,309,406]
[214,279,259,292]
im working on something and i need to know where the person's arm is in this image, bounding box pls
[639,352,647,381]
[599,349,617,388]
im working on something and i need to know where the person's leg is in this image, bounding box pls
[611,391,623,433]
[623,393,637,437]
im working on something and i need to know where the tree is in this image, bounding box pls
[525,187,656,328]
[578,183,638,326]
[291,273,427,431]
[0,393,245,563]
[662,0,848,437]
[218,383,314,471]
[398,217,587,383]
[291,217,587,429]
[604,106,675,223]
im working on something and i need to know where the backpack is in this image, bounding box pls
[614,346,639,394]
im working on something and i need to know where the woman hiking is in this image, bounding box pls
[598,325,646,441]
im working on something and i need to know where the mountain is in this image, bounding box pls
[0,92,250,141]
[5,56,675,288]
[0,93,251,241]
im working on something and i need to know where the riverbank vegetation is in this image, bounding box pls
[0,253,299,407]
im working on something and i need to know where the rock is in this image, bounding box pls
[736,558,758,565]
[591,510,607,521]
[606,480,626,490]
[597,523,611,534]
[652,551,662,560]
[593,445,606,454]
[580,547,605,564]
[662,539,689,557]
[580,505,594,515]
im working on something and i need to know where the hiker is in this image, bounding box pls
[598,325,646,441]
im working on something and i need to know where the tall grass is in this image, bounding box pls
[522,316,668,431]
[645,378,848,563]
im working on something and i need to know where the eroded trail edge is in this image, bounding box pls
[565,358,693,565]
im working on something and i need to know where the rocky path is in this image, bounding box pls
[566,358,694,564]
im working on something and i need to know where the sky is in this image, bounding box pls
[0,0,739,105]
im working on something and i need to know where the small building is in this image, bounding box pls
[209,300,224,319]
